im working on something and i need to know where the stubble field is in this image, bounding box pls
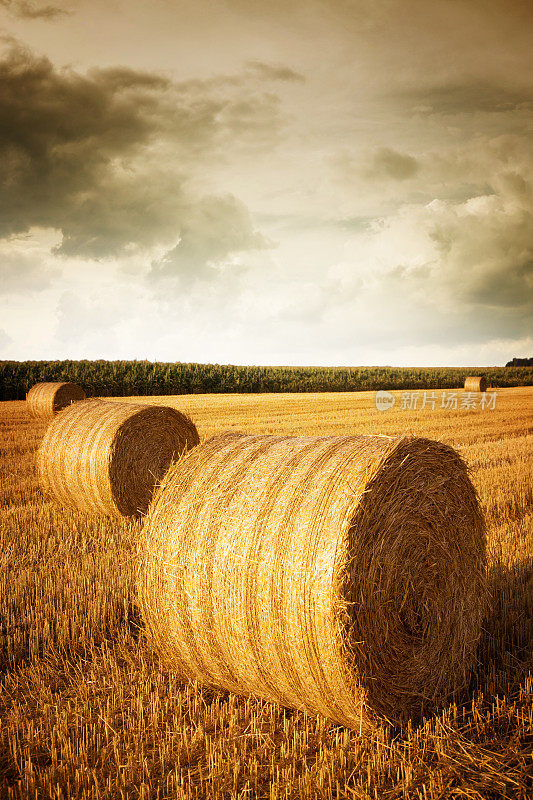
[0,387,532,799]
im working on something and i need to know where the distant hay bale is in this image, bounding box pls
[464,376,487,392]
[138,433,487,730]
[26,381,86,419]
[37,399,200,518]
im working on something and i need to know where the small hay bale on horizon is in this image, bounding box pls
[37,398,200,518]
[26,381,86,419]
[464,375,487,392]
[138,432,487,731]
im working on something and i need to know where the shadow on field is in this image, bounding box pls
[0,601,142,676]
[475,558,533,690]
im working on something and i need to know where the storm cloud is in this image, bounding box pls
[0,0,532,365]
[395,79,533,116]
[366,148,419,181]
[0,1,67,19]
[0,41,277,262]
[150,195,270,286]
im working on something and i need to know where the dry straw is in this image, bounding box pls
[139,432,487,730]
[26,381,86,419]
[38,399,200,518]
[464,376,487,392]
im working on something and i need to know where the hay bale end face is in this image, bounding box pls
[464,375,487,392]
[139,432,487,730]
[26,381,86,419]
[38,399,200,517]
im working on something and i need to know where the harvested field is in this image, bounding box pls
[0,386,532,798]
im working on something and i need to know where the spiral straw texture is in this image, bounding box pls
[26,381,86,419]
[464,376,487,392]
[38,399,200,518]
[139,432,487,730]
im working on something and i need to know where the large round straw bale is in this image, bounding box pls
[37,399,200,517]
[464,375,487,392]
[26,381,86,419]
[138,432,487,730]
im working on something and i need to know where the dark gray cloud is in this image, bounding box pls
[0,1,67,19]
[342,188,533,346]
[150,194,269,286]
[0,41,282,262]
[331,147,420,198]
[397,79,533,116]
[246,61,305,83]
[2,0,531,365]
[465,258,533,311]
[429,197,533,322]
[367,147,419,180]
[0,43,177,256]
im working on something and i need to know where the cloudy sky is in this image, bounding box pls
[0,0,531,366]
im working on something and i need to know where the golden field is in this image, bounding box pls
[0,387,532,799]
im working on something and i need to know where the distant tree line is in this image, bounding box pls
[0,360,532,401]
[506,357,533,367]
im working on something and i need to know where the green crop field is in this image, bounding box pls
[1,360,532,400]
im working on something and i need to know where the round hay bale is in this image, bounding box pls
[37,399,200,518]
[138,433,487,730]
[464,376,487,392]
[26,381,86,419]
